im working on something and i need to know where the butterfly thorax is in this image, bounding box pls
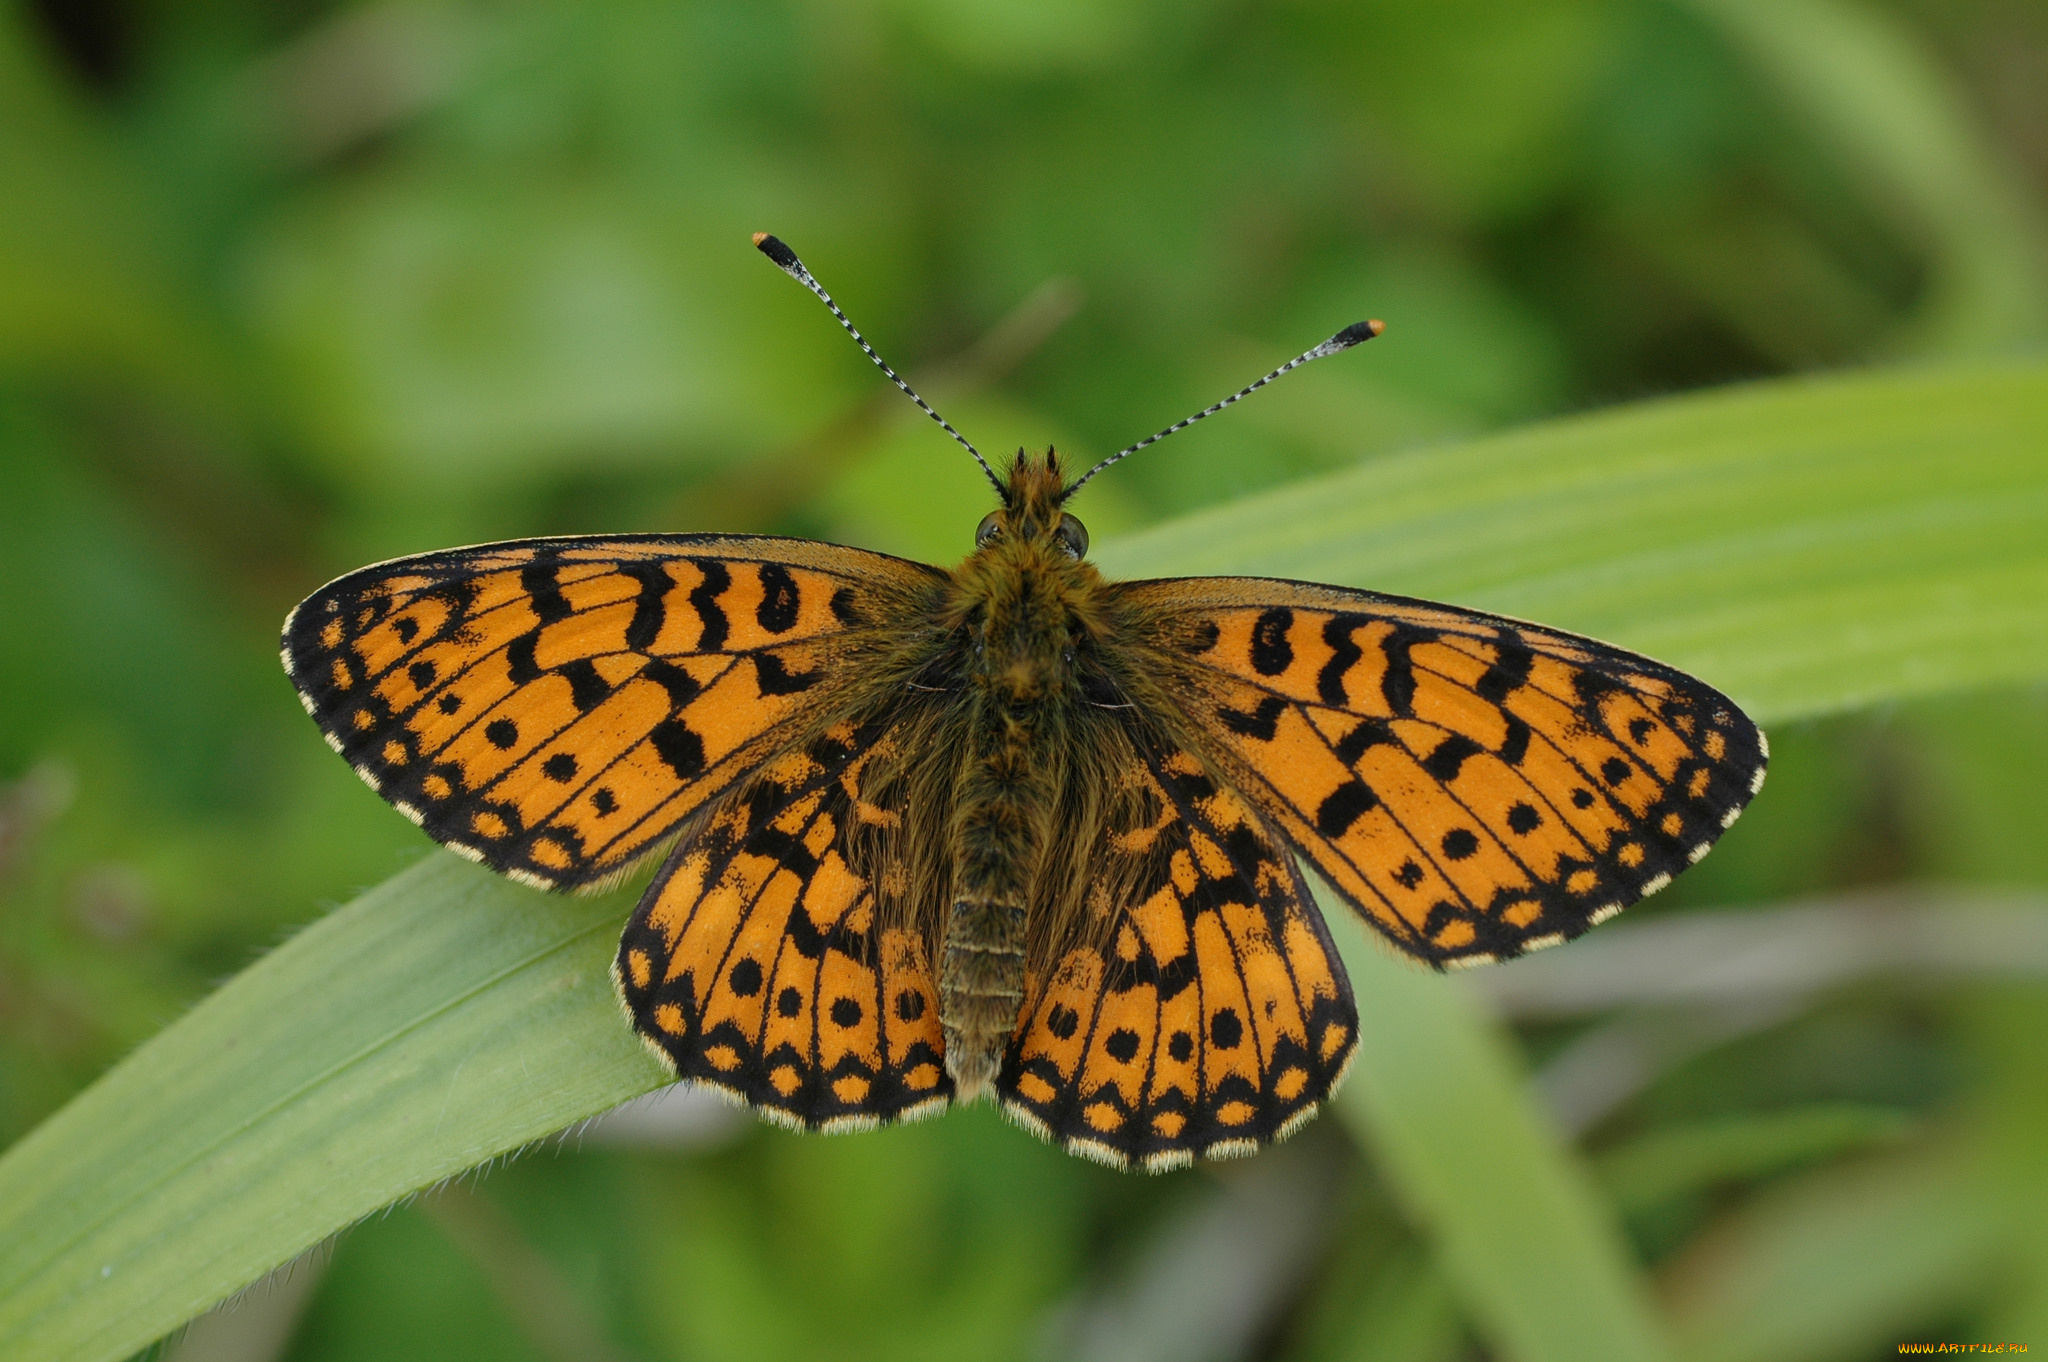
[935,451,1115,1100]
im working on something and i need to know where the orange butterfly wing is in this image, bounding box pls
[614,718,952,1128]
[997,733,1357,1171]
[281,535,942,890]
[1118,578,1767,966]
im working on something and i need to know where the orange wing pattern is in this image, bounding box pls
[1122,578,1766,967]
[614,718,952,1129]
[998,735,1357,1171]
[281,535,942,890]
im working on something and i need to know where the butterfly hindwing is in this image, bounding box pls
[997,734,1358,1171]
[281,534,943,890]
[1120,578,1767,965]
[614,718,953,1129]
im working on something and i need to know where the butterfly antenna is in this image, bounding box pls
[754,233,1004,494]
[1060,318,1385,499]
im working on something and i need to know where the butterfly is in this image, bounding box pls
[282,234,1766,1172]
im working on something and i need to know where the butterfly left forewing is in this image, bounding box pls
[614,717,953,1129]
[282,534,942,890]
[1116,577,1766,966]
[998,734,1357,1171]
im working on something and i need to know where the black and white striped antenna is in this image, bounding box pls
[754,233,1004,494]
[1059,318,1384,500]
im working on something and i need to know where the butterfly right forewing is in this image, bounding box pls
[1117,577,1766,966]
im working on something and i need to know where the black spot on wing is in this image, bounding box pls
[1315,779,1378,837]
[1572,668,1622,713]
[1421,734,1483,782]
[1498,714,1531,766]
[1475,636,1534,702]
[1249,609,1294,676]
[559,658,610,712]
[1334,717,1398,767]
[1219,696,1286,741]
[650,718,705,779]
[521,562,572,625]
[621,562,670,651]
[756,564,801,634]
[506,632,541,684]
[729,957,763,997]
[640,658,703,708]
[1318,615,1365,705]
[688,559,731,653]
[1381,624,1426,716]
[754,651,820,696]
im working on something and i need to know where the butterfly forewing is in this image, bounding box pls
[614,718,953,1130]
[1119,578,1767,966]
[998,733,1357,1171]
[281,535,943,890]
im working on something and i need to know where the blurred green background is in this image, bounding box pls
[2,0,2047,1359]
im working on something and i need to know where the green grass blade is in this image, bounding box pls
[1678,0,2048,356]
[0,856,667,1362]
[1660,1146,1995,1362]
[2,357,2045,1361]
[1325,903,1677,1362]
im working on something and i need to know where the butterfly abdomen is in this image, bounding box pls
[942,679,1066,1101]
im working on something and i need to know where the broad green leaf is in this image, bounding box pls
[0,857,665,1362]
[3,357,2046,1362]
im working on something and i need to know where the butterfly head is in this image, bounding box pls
[975,449,1090,561]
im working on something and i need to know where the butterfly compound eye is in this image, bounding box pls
[1055,514,1089,559]
[976,511,1002,547]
